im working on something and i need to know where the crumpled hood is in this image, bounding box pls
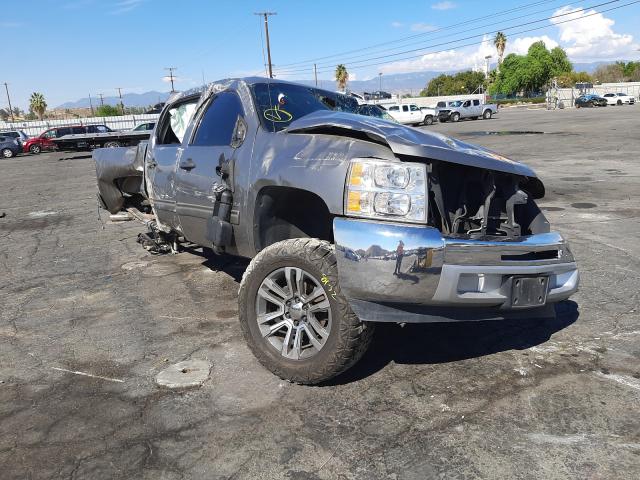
[286,110,538,179]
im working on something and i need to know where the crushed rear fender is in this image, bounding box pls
[94,143,147,213]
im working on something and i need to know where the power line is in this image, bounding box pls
[277,0,589,73]
[255,12,277,78]
[276,0,570,69]
[276,0,632,76]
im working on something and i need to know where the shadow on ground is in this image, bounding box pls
[328,301,579,385]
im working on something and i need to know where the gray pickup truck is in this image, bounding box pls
[437,99,499,122]
[95,77,579,384]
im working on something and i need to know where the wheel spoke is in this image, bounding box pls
[281,323,293,355]
[257,310,284,324]
[308,298,330,313]
[284,267,302,297]
[262,277,289,301]
[291,327,303,360]
[263,319,289,338]
[304,286,325,304]
[258,284,286,309]
[306,316,329,341]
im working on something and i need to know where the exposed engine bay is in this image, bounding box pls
[428,162,549,239]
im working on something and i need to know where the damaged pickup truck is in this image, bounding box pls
[95,78,579,384]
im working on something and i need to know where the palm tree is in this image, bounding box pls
[335,64,349,92]
[29,92,47,120]
[494,32,507,70]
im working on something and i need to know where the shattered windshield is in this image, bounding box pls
[251,82,359,132]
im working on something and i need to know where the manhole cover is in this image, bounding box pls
[155,360,211,389]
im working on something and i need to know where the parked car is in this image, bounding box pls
[438,99,498,122]
[365,91,392,100]
[602,92,636,105]
[22,125,122,153]
[0,135,21,158]
[95,77,579,384]
[575,94,608,108]
[0,129,29,146]
[357,104,398,122]
[131,122,156,131]
[387,103,436,125]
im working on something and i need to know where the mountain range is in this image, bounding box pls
[55,62,612,108]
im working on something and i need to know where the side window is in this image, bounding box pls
[157,97,199,145]
[402,105,409,112]
[71,126,85,134]
[389,106,399,111]
[58,127,72,137]
[410,105,419,111]
[473,99,480,106]
[192,92,244,147]
[463,101,471,107]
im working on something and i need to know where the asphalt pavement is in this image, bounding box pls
[1,106,639,479]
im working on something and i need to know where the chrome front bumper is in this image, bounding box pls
[333,218,579,321]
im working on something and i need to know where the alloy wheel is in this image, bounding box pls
[256,267,332,360]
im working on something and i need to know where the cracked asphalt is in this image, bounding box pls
[1,107,639,479]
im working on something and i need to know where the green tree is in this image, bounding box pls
[556,71,593,87]
[491,43,574,95]
[420,70,486,96]
[494,31,507,68]
[95,104,123,117]
[29,92,47,120]
[335,64,349,91]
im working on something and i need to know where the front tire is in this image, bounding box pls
[451,112,460,122]
[29,144,41,154]
[617,100,622,106]
[104,141,121,148]
[2,148,14,158]
[238,238,374,384]
[483,109,492,119]
[423,115,433,125]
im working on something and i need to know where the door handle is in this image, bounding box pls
[179,158,196,171]
[147,158,157,168]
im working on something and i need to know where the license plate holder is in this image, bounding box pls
[511,276,549,308]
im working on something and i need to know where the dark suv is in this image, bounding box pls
[23,125,112,154]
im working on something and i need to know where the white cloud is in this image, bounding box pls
[110,0,145,15]
[411,23,438,32]
[391,21,404,28]
[506,35,559,55]
[550,6,639,61]
[431,1,456,10]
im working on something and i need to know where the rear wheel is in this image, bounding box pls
[483,109,492,119]
[423,115,433,125]
[238,238,374,384]
[2,148,14,158]
[617,99,622,106]
[451,112,460,122]
[104,141,121,148]
[29,144,41,154]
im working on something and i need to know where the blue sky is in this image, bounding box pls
[2,0,640,108]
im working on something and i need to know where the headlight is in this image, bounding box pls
[345,159,427,223]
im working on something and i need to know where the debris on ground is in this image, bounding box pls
[155,360,212,388]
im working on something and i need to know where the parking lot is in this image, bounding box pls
[1,106,639,479]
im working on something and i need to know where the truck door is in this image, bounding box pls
[472,99,481,116]
[146,95,199,228]
[174,91,245,246]
[409,104,422,123]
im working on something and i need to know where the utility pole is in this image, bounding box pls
[88,93,95,116]
[165,67,177,92]
[314,64,318,87]
[3,83,14,122]
[255,12,276,78]
[98,93,104,107]
[378,72,382,92]
[116,87,125,114]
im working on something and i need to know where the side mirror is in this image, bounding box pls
[231,115,247,149]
